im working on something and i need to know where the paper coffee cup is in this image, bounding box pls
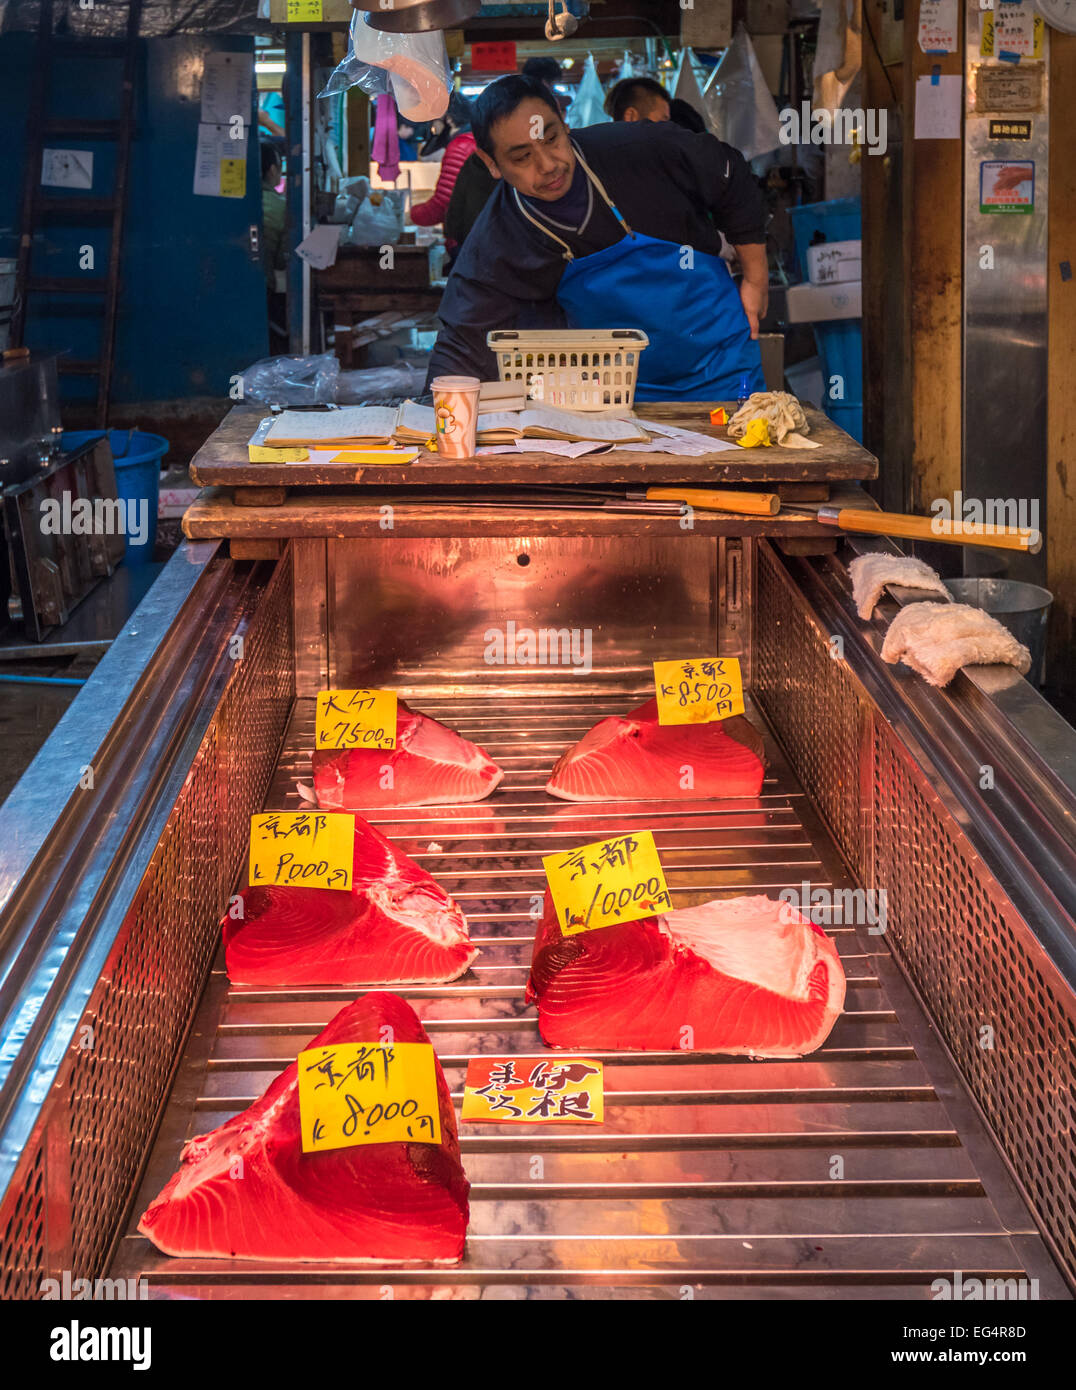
[431,375,481,459]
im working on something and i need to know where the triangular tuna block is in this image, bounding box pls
[526,892,846,1057]
[224,816,477,987]
[313,700,503,809]
[545,698,765,801]
[139,993,469,1263]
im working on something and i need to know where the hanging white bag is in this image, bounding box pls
[701,22,781,161]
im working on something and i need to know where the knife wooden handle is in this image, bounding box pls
[645,486,779,516]
[824,508,1041,554]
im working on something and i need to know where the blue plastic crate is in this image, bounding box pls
[788,197,862,282]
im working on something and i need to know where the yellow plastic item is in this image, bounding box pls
[330,449,419,465]
[736,417,773,448]
[248,444,309,462]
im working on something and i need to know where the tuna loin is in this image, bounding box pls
[545,698,765,801]
[313,700,503,809]
[138,993,469,1263]
[224,816,477,986]
[526,893,846,1056]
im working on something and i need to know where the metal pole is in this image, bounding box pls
[301,32,312,357]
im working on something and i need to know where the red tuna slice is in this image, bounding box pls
[545,698,765,801]
[312,700,504,809]
[224,816,477,987]
[138,993,469,1263]
[526,892,846,1057]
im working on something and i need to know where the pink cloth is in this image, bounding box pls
[372,93,401,183]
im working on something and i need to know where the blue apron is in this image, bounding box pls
[514,151,765,402]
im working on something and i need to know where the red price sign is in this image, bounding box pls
[471,41,518,73]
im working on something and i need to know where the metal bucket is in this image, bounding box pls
[944,577,1053,685]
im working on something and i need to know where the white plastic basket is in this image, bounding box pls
[486,329,649,411]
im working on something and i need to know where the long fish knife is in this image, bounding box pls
[627,486,779,516]
[781,501,1041,554]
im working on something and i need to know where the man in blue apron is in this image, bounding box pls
[425,73,768,402]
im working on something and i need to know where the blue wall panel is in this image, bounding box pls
[0,32,268,406]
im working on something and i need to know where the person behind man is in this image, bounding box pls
[426,74,768,401]
[521,55,566,112]
[410,93,477,263]
[668,97,707,134]
[604,75,671,123]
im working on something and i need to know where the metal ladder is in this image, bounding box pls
[11,0,144,427]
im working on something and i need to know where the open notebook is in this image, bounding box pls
[262,407,399,448]
[394,400,650,445]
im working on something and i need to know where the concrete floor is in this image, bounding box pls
[0,654,100,803]
[0,525,179,805]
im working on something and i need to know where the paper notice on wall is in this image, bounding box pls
[918,0,959,52]
[914,74,963,139]
[41,149,93,189]
[194,123,246,198]
[201,51,253,128]
[993,0,1036,59]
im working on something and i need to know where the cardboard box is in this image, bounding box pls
[806,239,862,285]
[785,281,862,323]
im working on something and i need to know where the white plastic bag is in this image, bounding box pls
[672,47,710,128]
[320,14,450,124]
[347,189,405,247]
[702,22,781,161]
[566,54,611,129]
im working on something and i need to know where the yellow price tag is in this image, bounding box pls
[219,157,246,198]
[286,0,323,20]
[315,688,397,751]
[543,830,671,937]
[653,657,745,724]
[249,811,354,892]
[297,1042,441,1152]
[462,1057,604,1124]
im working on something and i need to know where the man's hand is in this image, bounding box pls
[733,243,769,340]
[738,280,768,339]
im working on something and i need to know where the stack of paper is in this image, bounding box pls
[611,421,737,456]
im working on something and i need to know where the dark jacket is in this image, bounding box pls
[443,151,497,251]
[426,120,765,386]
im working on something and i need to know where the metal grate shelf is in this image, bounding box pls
[111,691,1065,1299]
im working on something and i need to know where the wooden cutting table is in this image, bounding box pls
[183,399,879,558]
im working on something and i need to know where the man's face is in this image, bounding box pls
[477,99,576,201]
[622,96,671,123]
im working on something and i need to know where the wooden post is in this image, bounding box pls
[903,0,965,516]
[1047,32,1076,693]
[862,0,908,511]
